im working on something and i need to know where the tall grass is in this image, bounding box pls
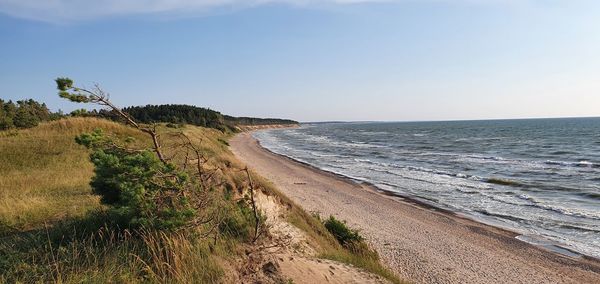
[1,222,226,283]
[0,118,236,283]
[1,117,404,283]
[0,118,149,232]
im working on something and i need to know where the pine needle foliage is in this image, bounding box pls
[75,129,198,230]
[56,78,206,231]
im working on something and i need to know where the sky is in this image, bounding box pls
[0,0,599,122]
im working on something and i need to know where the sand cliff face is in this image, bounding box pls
[236,124,299,132]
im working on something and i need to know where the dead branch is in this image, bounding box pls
[243,167,262,243]
[76,85,167,164]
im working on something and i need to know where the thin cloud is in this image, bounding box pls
[0,0,525,23]
[0,0,393,22]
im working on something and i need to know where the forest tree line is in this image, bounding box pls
[101,104,298,130]
[223,115,298,126]
[1,100,298,131]
[120,104,230,130]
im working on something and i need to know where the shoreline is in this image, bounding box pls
[230,131,600,283]
[255,138,471,221]
[253,137,596,261]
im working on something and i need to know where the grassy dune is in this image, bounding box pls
[0,118,150,232]
[0,117,401,283]
[0,118,232,282]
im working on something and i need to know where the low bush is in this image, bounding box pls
[323,215,363,246]
[75,128,199,230]
[322,215,382,270]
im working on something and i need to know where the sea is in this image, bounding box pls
[253,118,600,258]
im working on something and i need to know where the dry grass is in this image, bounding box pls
[1,224,227,283]
[0,117,403,283]
[0,118,149,232]
[0,118,235,283]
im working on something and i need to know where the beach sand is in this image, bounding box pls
[230,132,600,284]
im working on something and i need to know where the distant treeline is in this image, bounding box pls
[0,99,62,130]
[223,115,298,126]
[121,104,229,130]
[0,100,297,132]
[75,104,298,131]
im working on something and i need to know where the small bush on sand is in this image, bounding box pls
[324,215,363,246]
[323,215,380,261]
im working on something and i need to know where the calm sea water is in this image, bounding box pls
[254,118,600,258]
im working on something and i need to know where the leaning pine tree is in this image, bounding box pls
[56,78,213,230]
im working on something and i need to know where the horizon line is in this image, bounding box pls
[299,115,600,124]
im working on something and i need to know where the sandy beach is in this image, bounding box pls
[230,132,600,284]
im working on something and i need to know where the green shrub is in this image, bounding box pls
[76,128,199,230]
[323,215,363,246]
[323,216,379,259]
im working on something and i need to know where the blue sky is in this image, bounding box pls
[0,0,599,122]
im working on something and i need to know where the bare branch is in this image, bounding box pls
[243,167,262,243]
[69,84,168,164]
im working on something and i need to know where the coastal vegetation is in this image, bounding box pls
[0,99,62,130]
[0,78,399,283]
[73,104,298,131]
[119,104,231,131]
[223,115,298,126]
[324,215,364,245]
[0,116,250,282]
[316,214,392,282]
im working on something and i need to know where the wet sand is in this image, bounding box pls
[230,132,600,284]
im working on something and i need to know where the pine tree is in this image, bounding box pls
[13,105,39,128]
[0,99,11,130]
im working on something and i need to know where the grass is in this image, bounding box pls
[0,118,240,283]
[0,117,405,283]
[0,118,150,233]
[1,223,229,283]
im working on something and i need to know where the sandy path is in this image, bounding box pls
[230,132,600,284]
